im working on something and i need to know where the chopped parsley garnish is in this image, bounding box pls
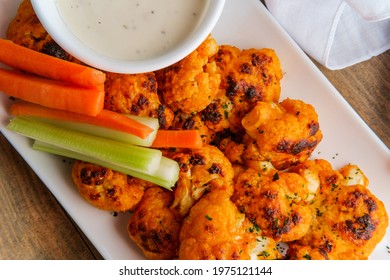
[205,214,213,221]
[258,251,270,257]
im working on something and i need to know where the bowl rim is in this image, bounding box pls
[30,0,225,74]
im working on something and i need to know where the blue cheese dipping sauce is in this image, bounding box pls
[55,0,210,60]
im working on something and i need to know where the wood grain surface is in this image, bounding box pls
[0,3,389,260]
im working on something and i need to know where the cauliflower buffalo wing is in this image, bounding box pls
[232,167,313,242]
[286,160,389,259]
[179,190,281,260]
[72,161,147,212]
[169,145,235,217]
[7,0,76,61]
[210,45,283,134]
[170,45,284,146]
[104,72,174,129]
[127,186,182,260]
[242,98,323,170]
[155,35,221,114]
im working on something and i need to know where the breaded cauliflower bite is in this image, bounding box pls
[155,35,221,114]
[104,72,174,129]
[287,160,389,259]
[72,161,147,212]
[210,45,283,133]
[169,145,235,217]
[179,190,281,260]
[232,168,313,242]
[127,187,182,260]
[242,98,323,170]
[7,0,76,61]
[172,45,284,147]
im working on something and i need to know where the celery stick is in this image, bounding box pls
[7,117,161,174]
[127,115,159,143]
[33,140,179,190]
[23,114,159,146]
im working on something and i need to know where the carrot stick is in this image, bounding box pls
[10,102,154,139]
[151,130,203,148]
[0,68,104,116]
[0,39,105,89]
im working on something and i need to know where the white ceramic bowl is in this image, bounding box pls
[31,0,225,73]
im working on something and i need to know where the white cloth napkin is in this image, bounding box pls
[264,0,390,69]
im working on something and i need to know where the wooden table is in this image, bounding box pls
[1,9,389,260]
